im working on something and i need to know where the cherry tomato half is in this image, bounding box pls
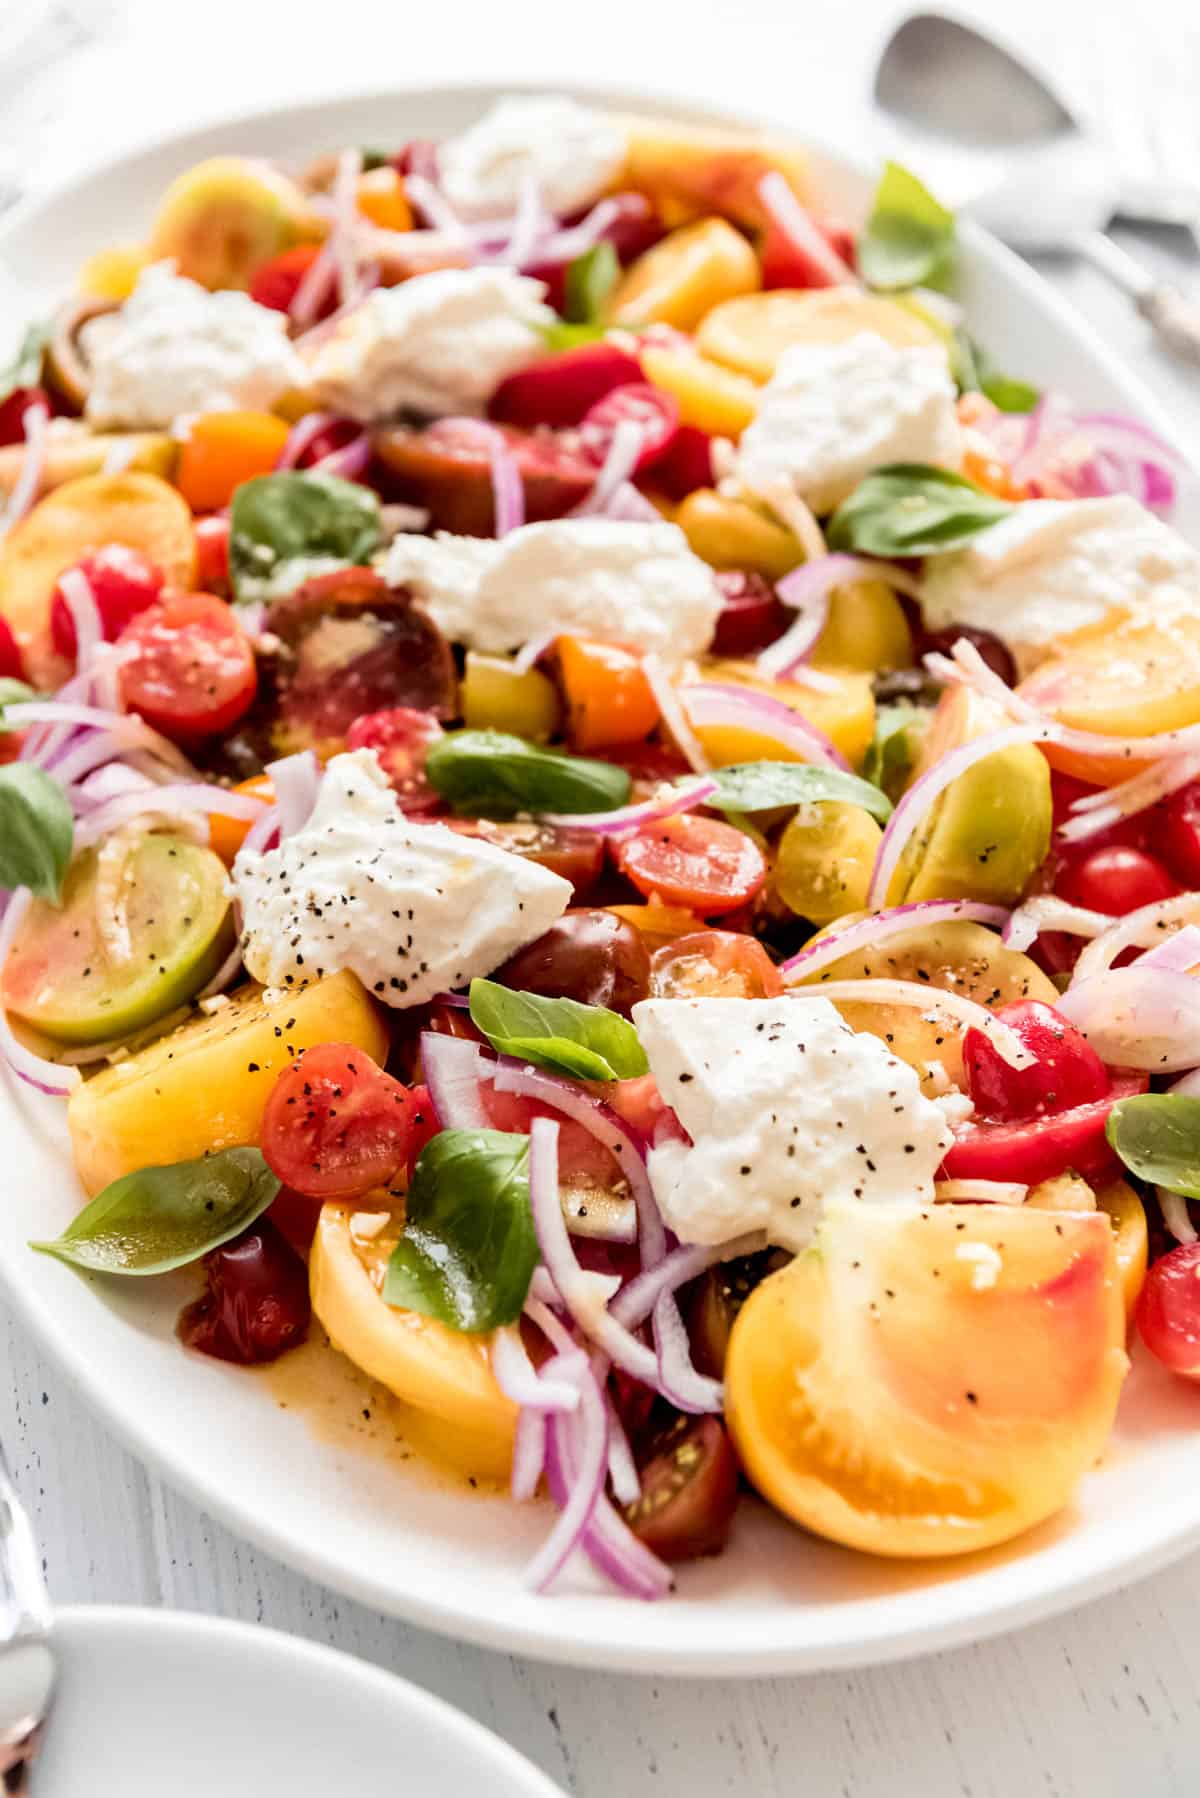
[579,383,680,474]
[622,1414,740,1562]
[1137,1241,1200,1379]
[177,1220,310,1365]
[249,244,330,316]
[345,705,444,810]
[710,571,790,658]
[940,1070,1148,1188]
[962,1000,1111,1123]
[1160,779,1200,888]
[194,515,232,594]
[118,592,257,740]
[760,217,856,290]
[1057,845,1182,916]
[0,616,24,681]
[650,423,715,502]
[649,929,783,1000]
[261,1042,427,1201]
[50,544,165,660]
[0,384,50,448]
[614,814,767,916]
[489,342,644,429]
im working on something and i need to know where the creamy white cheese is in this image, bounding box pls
[438,95,627,220]
[83,262,304,430]
[920,494,1200,667]
[232,749,571,1005]
[301,268,554,421]
[734,331,963,516]
[633,994,954,1252]
[383,518,724,661]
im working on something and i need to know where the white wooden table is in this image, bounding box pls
[6,2,1200,1791]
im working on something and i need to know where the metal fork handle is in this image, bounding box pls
[1077,229,1200,365]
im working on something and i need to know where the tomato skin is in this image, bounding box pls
[493,907,652,1017]
[194,515,231,594]
[404,1081,439,1179]
[579,383,680,474]
[1137,1242,1200,1379]
[345,705,444,810]
[445,818,604,899]
[963,1000,1111,1123]
[1057,845,1182,916]
[941,1070,1148,1187]
[50,544,165,660]
[623,1415,740,1563]
[488,342,644,429]
[0,615,24,681]
[917,623,1016,688]
[650,929,783,1000]
[260,1042,426,1200]
[249,244,329,316]
[118,592,257,740]
[650,423,714,502]
[177,1220,310,1365]
[760,217,855,289]
[295,417,362,470]
[614,813,767,916]
[0,385,50,448]
[710,571,790,658]
[1160,780,1200,888]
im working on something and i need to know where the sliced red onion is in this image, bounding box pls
[524,1291,580,1357]
[780,899,1009,983]
[495,173,549,270]
[573,418,646,517]
[512,631,556,675]
[1056,966,1200,1070]
[56,566,103,668]
[330,148,365,307]
[1159,1188,1198,1246]
[1132,924,1200,974]
[490,1055,657,1229]
[611,1235,764,1332]
[289,241,338,329]
[757,171,857,285]
[652,1288,722,1415]
[312,431,372,483]
[1057,753,1200,845]
[403,173,471,242]
[1073,894,1200,983]
[511,1408,547,1503]
[604,1387,641,1506]
[420,1032,492,1130]
[74,780,269,850]
[541,775,717,835]
[275,411,340,470]
[642,656,710,775]
[754,480,828,564]
[524,1352,610,1591]
[866,721,1051,908]
[790,977,1036,1068]
[757,555,926,682]
[488,436,525,536]
[0,400,49,539]
[681,681,850,772]
[236,803,281,860]
[491,1324,583,1413]
[1002,895,1114,953]
[935,1178,1029,1205]
[266,750,321,838]
[0,891,80,1096]
[533,194,636,265]
[598,481,662,524]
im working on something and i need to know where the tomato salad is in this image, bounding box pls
[2,95,1200,1598]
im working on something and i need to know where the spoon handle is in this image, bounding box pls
[1077,230,1200,367]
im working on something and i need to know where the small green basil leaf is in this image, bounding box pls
[31,1147,279,1276]
[383,1128,536,1332]
[229,471,382,604]
[0,678,36,729]
[360,147,390,171]
[563,241,619,325]
[827,463,1013,557]
[858,162,956,292]
[1106,1094,1200,1199]
[425,728,631,818]
[0,321,49,408]
[469,977,648,1082]
[707,761,893,823]
[953,331,1039,415]
[862,702,929,803]
[539,319,608,351]
[0,764,73,902]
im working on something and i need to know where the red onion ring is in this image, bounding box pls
[642,656,710,775]
[541,775,717,835]
[1073,894,1200,983]
[1131,924,1200,974]
[759,555,925,681]
[267,750,321,837]
[1057,753,1200,845]
[757,172,857,286]
[420,1032,492,1130]
[787,977,1036,1068]
[0,400,49,538]
[780,899,1009,983]
[1057,966,1200,1071]
[275,411,341,470]
[491,1324,583,1414]
[681,681,850,772]
[1002,896,1114,954]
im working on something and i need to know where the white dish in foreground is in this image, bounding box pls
[31,1606,562,1795]
[1,82,1199,1678]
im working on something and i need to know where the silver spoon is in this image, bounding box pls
[0,1445,55,1793]
[873,11,1200,364]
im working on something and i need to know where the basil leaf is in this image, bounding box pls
[827,464,1013,557]
[383,1128,536,1332]
[229,471,382,603]
[859,161,956,292]
[469,977,648,1083]
[0,764,73,902]
[425,728,631,818]
[539,319,607,352]
[563,242,619,325]
[862,702,928,802]
[954,331,1039,415]
[1106,1094,1200,1199]
[31,1147,279,1276]
[707,761,893,823]
[360,147,390,172]
[0,678,35,729]
[0,321,49,409]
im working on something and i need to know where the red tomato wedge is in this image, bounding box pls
[941,1071,1148,1187]
[1137,1242,1200,1379]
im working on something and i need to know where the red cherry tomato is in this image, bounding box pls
[1057,845,1182,916]
[0,616,24,682]
[962,999,1111,1123]
[404,1081,440,1178]
[345,705,444,810]
[118,592,257,740]
[645,424,714,501]
[1137,1241,1200,1379]
[489,342,644,429]
[940,1070,1148,1187]
[177,1220,310,1365]
[650,929,783,1000]
[760,217,856,289]
[614,814,767,916]
[579,383,680,473]
[50,545,166,660]
[260,1042,426,1201]
[0,385,50,449]
[711,570,791,658]
[249,244,330,316]
[604,1072,669,1139]
[194,515,231,594]
[445,818,604,899]
[623,1415,740,1562]
[1160,779,1200,888]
